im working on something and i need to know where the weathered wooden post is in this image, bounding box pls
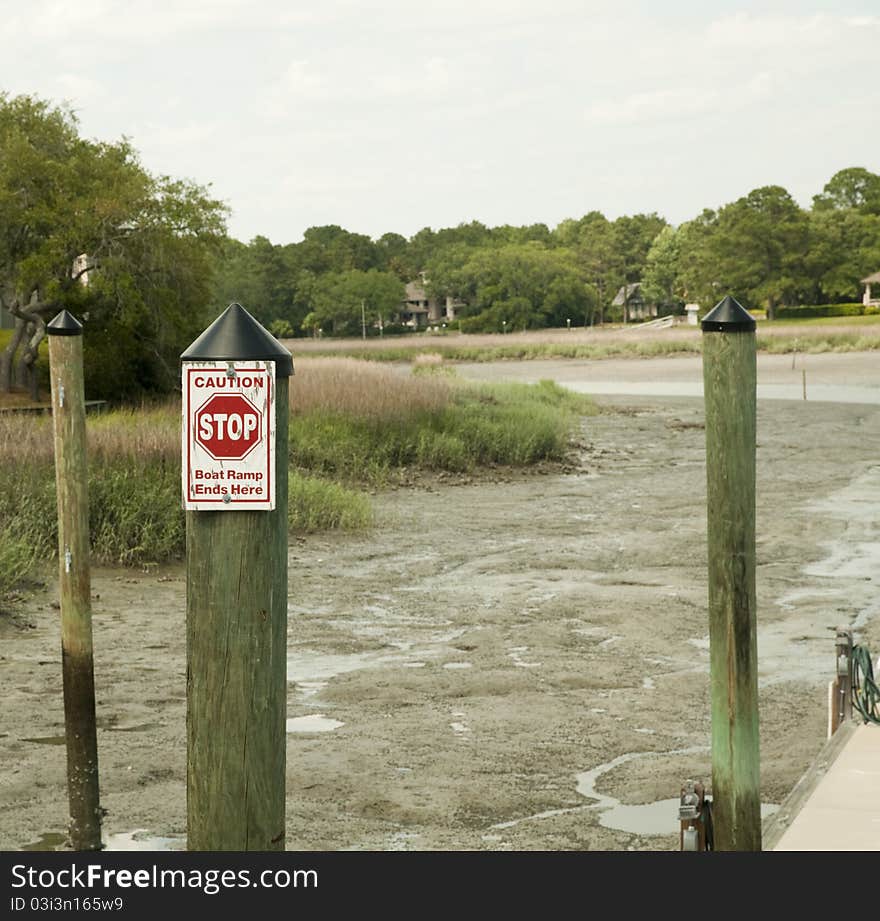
[181,303,293,850]
[47,309,102,851]
[701,295,761,851]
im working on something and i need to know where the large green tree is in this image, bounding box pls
[432,242,594,332]
[702,186,809,319]
[641,225,684,310]
[0,93,226,399]
[813,167,880,216]
[805,209,880,303]
[301,269,404,336]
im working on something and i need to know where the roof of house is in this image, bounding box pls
[611,282,642,306]
[861,271,880,284]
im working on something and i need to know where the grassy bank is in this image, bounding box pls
[0,360,593,590]
[283,318,880,364]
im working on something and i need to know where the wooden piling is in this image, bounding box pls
[701,295,761,851]
[182,304,293,851]
[47,309,102,851]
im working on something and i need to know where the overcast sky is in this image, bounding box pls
[3,1,879,243]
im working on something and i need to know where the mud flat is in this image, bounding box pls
[2,367,879,851]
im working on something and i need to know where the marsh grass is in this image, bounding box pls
[290,356,451,416]
[0,402,373,575]
[284,321,880,363]
[289,359,594,481]
[0,361,590,584]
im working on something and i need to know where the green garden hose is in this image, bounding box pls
[851,644,880,725]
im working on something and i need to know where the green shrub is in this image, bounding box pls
[288,378,594,481]
[775,303,864,319]
[289,472,372,532]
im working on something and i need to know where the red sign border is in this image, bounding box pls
[185,364,273,506]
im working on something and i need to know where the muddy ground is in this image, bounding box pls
[2,355,879,851]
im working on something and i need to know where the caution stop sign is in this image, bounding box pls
[194,393,262,459]
[183,361,275,510]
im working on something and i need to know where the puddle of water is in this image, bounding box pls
[573,746,779,837]
[103,722,159,733]
[563,380,880,404]
[286,714,344,733]
[286,650,399,695]
[642,677,655,690]
[22,832,67,851]
[508,646,541,669]
[598,798,780,836]
[758,467,880,685]
[21,735,65,745]
[450,722,470,734]
[443,662,473,670]
[287,629,469,695]
[105,829,184,851]
[22,829,186,851]
[805,542,880,580]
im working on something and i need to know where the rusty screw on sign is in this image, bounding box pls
[181,303,293,851]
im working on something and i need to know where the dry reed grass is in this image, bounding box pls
[282,318,880,358]
[289,357,452,417]
[412,352,445,368]
[0,405,180,466]
[0,414,54,464]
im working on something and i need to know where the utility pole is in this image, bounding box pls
[361,299,366,341]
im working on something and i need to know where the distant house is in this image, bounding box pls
[72,253,91,287]
[611,282,657,322]
[399,274,462,329]
[862,271,880,307]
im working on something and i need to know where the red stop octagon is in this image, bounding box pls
[194,393,262,460]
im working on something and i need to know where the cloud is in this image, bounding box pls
[706,12,832,50]
[0,0,333,44]
[844,16,880,28]
[587,87,719,125]
[52,73,104,106]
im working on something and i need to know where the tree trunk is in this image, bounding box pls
[0,317,27,392]
[15,321,35,390]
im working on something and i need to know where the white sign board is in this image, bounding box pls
[182,361,275,510]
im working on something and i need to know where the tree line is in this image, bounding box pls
[214,171,880,337]
[2,90,879,399]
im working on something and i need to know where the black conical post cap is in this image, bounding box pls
[46,309,83,336]
[181,303,293,376]
[701,295,756,333]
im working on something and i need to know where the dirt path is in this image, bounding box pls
[2,386,879,851]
